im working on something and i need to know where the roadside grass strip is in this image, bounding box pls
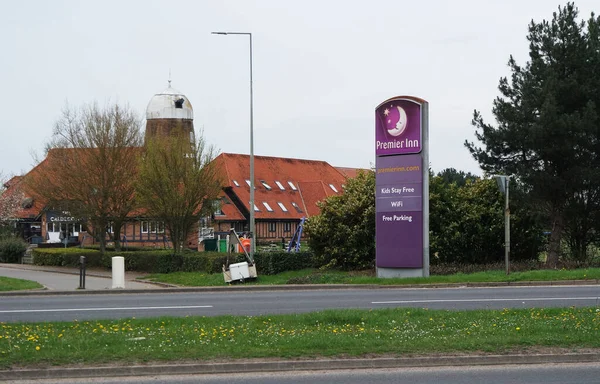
[1,307,599,368]
[141,268,600,287]
[0,277,43,292]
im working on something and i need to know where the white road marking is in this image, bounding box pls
[372,297,599,304]
[0,305,213,314]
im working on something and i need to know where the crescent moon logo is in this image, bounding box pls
[387,106,408,137]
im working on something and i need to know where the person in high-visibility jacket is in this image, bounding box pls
[241,238,251,253]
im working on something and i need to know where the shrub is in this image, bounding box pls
[252,251,316,275]
[305,171,376,270]
[33,248,103,267]
[0,237,28,263]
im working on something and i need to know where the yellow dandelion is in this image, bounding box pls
[35,346,40,351]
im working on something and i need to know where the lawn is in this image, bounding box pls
[1,307,598,369]
[0,276,43,292]
[140,267,600,287]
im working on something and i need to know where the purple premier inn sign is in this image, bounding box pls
[375,96,429,278]
[375,98,422,156]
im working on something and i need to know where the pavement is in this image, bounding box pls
[1,263,599,381]
[0,263,161,291]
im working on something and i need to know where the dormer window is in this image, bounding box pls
[260,180,272,190]
[233,180,240,187]
[291,202,303,213]
[287,181,297,191]
[275,181,285,190]
[329,184,339,193]
[174,98,184,108]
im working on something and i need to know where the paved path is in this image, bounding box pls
[0,264,160,291]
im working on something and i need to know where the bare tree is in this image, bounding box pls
[0,173,24,230]
[136,130,222,253]
[25,103,143,253]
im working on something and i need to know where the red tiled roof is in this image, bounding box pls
[9,147,144,220]
[296,181,334,217]
[213,153,347,220]
[216,189,245,221]
[7,149,352,222]
[4,176,23,189]
[335,166,369,179]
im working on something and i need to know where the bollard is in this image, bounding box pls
[78,256,86,289]
[112,256,125,289]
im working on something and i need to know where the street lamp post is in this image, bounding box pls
[493,175,511,275]
[212,31,255,261]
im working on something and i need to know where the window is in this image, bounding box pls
[142,221,165,234]
[275,181,285,190]
[291,202,303,213]
[107,222,114,233]
[213,200,223,215]
[263,202,273,212]
[277,202,288,212]
[329,184,339,193]
[287,181,297,191]
[268,222,276,232]
[47,222,57,232]
[174,98,184,108]
[245,180,252,187]
[233,180,240,187]
[260,180,272,190]
[250,203,260,211]
[284,222,291,232]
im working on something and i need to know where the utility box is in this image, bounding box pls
[229,261,250,280]
[223,261,257,283]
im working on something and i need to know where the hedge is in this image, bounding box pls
[30,248,317,275]
[252,251,316,275]
[33,248,104,267]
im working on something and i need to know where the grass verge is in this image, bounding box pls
[0,276,43,292]
[140,268,600,287]
[1,307,599,369]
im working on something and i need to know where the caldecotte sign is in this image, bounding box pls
[375,96,430,278]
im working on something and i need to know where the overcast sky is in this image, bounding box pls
[1,0,597,178]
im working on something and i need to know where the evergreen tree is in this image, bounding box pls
[465,3,600,267]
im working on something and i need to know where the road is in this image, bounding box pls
[7,363,600,383]
[1,285,598,322]
[0,266,158,291]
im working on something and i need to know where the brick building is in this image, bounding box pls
[3,84,362,249]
